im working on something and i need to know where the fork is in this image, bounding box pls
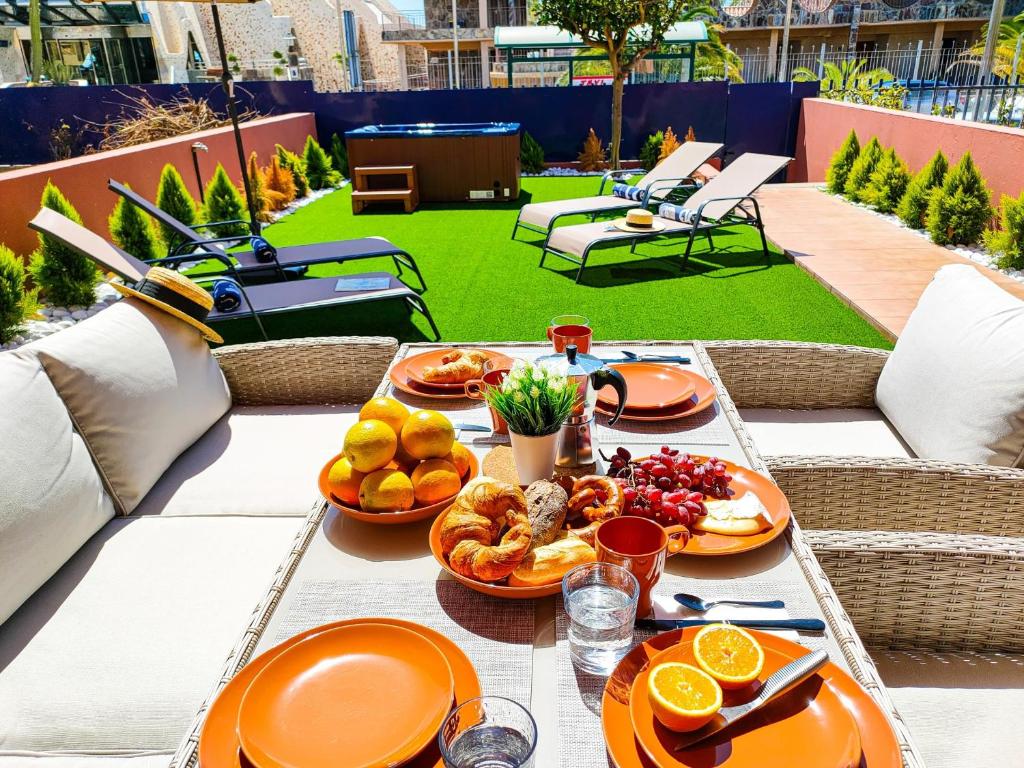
[674,592,785,612]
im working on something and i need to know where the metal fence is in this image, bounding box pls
[866,81,1024,125]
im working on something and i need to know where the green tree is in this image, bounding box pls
[0,245,36,344]
[958,12,1024,81]
[521,131,546,174]
[329,133,349,178]
[302,136,340,190]
[896,150,948,229]
[985,192,1024,270]
[29,182,99,307]
[533,0,690,169]
[28,0,42,84]
[926,152,993,245]
[108,187,160,262]
[793,58,893,91]
[276,144,309,197]
[201,165,249,237]
[639,130,664,170]
[861,148,911,214]
[825,130,859,195]
[843,137,883,202]
[155,164,199,248]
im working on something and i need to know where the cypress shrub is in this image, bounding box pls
[0,245,36,344]
[201,165,249,237]
[264,156,297,209]
[108,186,160,261]
[276,144,309,197]
[577,128,607,172]
[657,126,681,162]
[862,148,912,214]
[155,164,198,247]
[825,130,859,195]
[302,136,340,190]
[28,181,99,307]
[896,150,948,229]
[984,192,1024,270]
[246,152,273,222]
[521,131,546,174]
[926,152,993,245]
[638,131,664,171]
[329,133,349,178]
[843,137,883,202]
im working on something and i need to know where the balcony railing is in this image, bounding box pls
[382,8,481,31]
[718,0,1024,28]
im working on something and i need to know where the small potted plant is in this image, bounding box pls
[485,359,576,484]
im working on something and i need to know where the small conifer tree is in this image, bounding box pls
[302,136,340,190]
[862,148,912,214]
[577,128,608,172]
[29,181,99,306]
[108,186,160,261]
[246,152,273,222]
[276,144,309,197]
[657,126,681,162]
[896,150,948,229]
[638,131,664,171]
[520,131,546,174]
[985,192,1024,270]
[329,133,349,178]
[0,245,36,344]
[264,156,296,210]
[843,137,883,202]
[201,165,249,237]
[926,152,993,245]
[825,130,860,195]
[155,164,199,248]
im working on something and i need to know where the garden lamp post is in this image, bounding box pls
[191,142,208,203]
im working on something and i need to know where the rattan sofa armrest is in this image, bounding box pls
[804,529,1024,652]
[213,336,398,406]
[700,341,889,409]
[766,455,1024,537]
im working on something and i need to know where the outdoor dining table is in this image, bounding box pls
[172,341,918,768]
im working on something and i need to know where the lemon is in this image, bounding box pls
[359,469,414,513]
[326,457,365,506]
[343,419,397,473]
[410,459,462,505]
[359,397,410,436]
[401,410,455,460]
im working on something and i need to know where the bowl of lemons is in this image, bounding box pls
[318,397,478,524]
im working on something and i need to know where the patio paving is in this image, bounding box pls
[756,184,1024,339]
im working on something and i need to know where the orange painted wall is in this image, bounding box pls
[790,98,1024,203]
[0,113,316,258]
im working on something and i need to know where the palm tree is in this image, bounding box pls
[957,12,1024,81]
[792,58,893,91]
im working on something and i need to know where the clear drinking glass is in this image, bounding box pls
[438,696,538,768]
[550,314,590,328]
[562,562,640,675]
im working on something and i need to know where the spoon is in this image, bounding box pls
[674,592,785,612]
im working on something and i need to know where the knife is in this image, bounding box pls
[636,617,826,632]
[599,356,691,365]
[453,423,491,432]
[672,649,830,751]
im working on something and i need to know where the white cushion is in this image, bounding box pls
[0,756,170,768]
[873,649,1024,768]
[876,264,1024,466]
[0,515,300,754]
[134,405,360,516]
[739,408,914,458]
[0,352,114,627]
[29,299,231,514]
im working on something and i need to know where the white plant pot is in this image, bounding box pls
[509,430,560,485]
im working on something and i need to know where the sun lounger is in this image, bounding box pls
[540,153,791,284]
[511,141,722,244]
[29,207,441,342]
[107,180,427,290]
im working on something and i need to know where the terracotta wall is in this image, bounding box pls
[790,98,1024,202]
[0,113,316,258]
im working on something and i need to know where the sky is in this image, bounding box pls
[390,0,425,12]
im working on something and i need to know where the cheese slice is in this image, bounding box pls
[693,493,772,536]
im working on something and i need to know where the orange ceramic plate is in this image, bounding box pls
[604,629,900,768]
[598,364,697,410]
[403,349,514,389]
[317,449,478,525]
[596,374,717,422]
[237,624,454,768]
[198,618,481,768]
[629,631,861,768]
[389,358,474,400]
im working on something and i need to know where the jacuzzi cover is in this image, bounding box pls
[346,122,521,138]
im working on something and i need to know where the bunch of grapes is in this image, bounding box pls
[605,446,733,528]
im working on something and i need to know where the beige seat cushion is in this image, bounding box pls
[873,649,1024,768]
[739,408,914,458]
[134,405,361,516]
[0,352,114,627]
[29,299,231,514]
[0,515,301,755]
[876,264,1024,466]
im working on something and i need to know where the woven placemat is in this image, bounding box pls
[595,402,734,446]
[270,579,535,707]
[554,579,834,768]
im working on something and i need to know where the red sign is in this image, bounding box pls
[572,76,614,86]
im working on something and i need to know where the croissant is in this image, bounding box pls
[422,349,489,384]
[440,477,532,582]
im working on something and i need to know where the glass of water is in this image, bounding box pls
[438,696,537,768]
[562,562,640,675]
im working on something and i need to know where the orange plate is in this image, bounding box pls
[389,358,474,399]
[317,449,478,525]
[237,624,454,768]
[598,364,697,411]
[198,618,481,768]
[428,509,562,599]
[629,631,861,768]
[597,374,717,422]
[403,349,514,390]
[604,628,900,768]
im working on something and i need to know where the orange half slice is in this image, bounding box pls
[693,623,766,690]
[647,662,723,732]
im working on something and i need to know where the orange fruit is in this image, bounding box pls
[410,459,462,505]
[359,397,410,436]
[647,662,722,732]
[343,419,397,473]
[326,457,365,506]
[400,410,455,460]
[444,442,472,478]
[692,624,765,690]
[358,468,414,513]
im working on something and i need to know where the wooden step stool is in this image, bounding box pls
[352,165,419,213]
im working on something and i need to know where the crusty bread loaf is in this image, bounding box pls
[507,536,596,587]
[525,480,568,548]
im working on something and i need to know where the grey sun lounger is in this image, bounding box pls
[512,141,722,245]
[29,207,441,342]
[540,153,792,284]
[108,180,427,290]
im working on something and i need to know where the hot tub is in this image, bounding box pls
[345,122,521,203]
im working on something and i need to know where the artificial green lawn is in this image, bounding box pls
[212,177,891,348]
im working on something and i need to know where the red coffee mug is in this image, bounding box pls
[464,369,509,434]
[595,516,688,618]
[547,324,593,354]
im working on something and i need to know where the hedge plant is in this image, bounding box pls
[896,150,948,229]
[926,152,992,245]
[329,133,349,178]
[108,185,160,261]
[201,165,249,237]
[29,181,99,307]
[155,164,198,248]
[843,137,882,202]
[639,131,664,171]
[825,130,859,195]
[264,156,297,209]
[862,148,911,214]
[276,144,309,197]
[0,245,35,344]
[521,131,546,174]
[302,136,340,190]
[984,192,1024,270]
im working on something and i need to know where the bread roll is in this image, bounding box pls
[525,480,568,548]
[507,536,596,587]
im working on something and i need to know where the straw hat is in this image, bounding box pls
[113,267,223,343]
[611,217,666,234]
